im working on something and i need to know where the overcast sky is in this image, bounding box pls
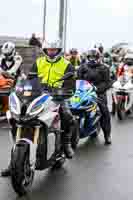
[0,0,132,50]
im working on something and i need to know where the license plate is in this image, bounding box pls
[24,91,32,96]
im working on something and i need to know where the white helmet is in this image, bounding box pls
[1,42,16,60]
[42,39,63,62]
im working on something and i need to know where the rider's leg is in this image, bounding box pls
[98,94,112,145]
[60,102,75,159]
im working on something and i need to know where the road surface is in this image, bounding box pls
[0,114,133,200]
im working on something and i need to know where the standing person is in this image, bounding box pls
[29,33,42,48]
[94,43,104,63]
[78,49,112,145]
[69,48,81,67]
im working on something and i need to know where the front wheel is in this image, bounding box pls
[11,141,34,196]
[117,101,125,120]
[90,121,101,139]
[71,119,80,150]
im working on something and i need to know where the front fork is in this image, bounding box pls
[14,126,40,169]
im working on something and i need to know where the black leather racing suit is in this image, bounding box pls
[78,63,112,141]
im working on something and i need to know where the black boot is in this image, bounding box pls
[64,144,74,159]
[1,163,11,177]
[104,136,112,145]
[63,131,74,159]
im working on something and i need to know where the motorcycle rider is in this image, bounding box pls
[78,49,112,145]
[69,48,81,67]
[80,52,88,64]
[0,42,23,114]
[104,51,112,67]
[94,43,104,63]
[0,42,22,76]
[110,53,120,80]
[117,53,133,79]
[0,42,23,177]
[31,39,75,158]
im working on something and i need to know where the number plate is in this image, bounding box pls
[24,91,32,96]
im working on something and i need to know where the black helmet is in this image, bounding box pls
[87,49,100,60]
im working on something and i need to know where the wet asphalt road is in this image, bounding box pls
[0,99,133,199]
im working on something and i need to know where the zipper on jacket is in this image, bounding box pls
[47,63,54,86]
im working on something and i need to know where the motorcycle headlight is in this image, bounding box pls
[9,93,21,115]
[26,94,50,116]
[26,102,44,116]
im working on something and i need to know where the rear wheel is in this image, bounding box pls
[11,141,34,196]
[111,94,116,115]
[111,102,116,116]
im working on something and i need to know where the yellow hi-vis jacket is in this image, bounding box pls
[36,57,70,88]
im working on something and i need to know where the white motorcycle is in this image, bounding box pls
[6,72,79,196]
[111,74,133,120]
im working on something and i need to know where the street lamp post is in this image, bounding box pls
[59,0,65,49]
[43,0,47,41]
[59,0,68,52]
[64,0,68,51]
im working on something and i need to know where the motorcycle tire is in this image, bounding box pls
[71,119,80,150]
[90,121,101,139]
[11,141,34,196]
[35,127,48,170]
[111,102,116,116]
[117,102,125,120]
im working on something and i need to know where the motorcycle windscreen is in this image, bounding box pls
[76,80,92,91]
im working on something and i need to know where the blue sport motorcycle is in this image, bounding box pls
[69,80,101,147]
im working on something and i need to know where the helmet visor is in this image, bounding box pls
[44,48,61,58]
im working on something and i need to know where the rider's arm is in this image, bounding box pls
[97,66,112,94]
[63,63,75,90]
